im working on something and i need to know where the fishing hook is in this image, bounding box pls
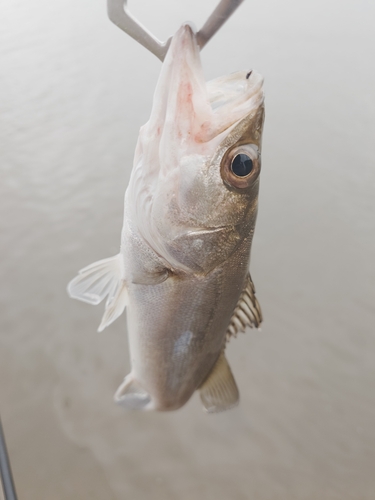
[107,0,245,61]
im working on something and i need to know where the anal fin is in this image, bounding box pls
[199,353,239,413]
[114,375,151,410]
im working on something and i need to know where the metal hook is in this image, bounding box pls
[196,0,245,50]
[107,0,245,61]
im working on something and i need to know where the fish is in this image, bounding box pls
[68,23,265,413]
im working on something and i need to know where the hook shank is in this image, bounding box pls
[197,0,245,49]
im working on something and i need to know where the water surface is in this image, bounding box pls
[0,0,374,498]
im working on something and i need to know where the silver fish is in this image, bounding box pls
[68,24,264,413]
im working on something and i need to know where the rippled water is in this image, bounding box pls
[1,0,374,498]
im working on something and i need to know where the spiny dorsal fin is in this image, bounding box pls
[67,254,127,331]
[226,273,262,340]
[199,352,239,413]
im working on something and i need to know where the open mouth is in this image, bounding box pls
[145,23,264,153]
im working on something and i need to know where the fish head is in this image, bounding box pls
[128,24,265,274]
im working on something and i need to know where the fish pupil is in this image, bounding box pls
[231,154,253,177]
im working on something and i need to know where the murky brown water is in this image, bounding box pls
[1,0,374,498]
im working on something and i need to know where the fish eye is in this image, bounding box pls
[231,154,253,177]
[221,144,260,190]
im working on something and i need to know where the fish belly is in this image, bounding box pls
[124,249,250,411]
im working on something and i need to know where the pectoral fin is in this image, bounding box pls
[67,254,127,331]
[199,353,239,413]
[226,273,262,339]
[97,281,127,332]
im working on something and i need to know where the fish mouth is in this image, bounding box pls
[145,23,264,157]
[132,23,264,180]
[205,69,264,142]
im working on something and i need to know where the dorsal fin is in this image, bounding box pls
[199,352,239,413]
[226,273,262,340]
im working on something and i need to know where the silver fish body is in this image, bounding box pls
[68,24,265,412]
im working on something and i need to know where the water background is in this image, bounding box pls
[1,0,374,498]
